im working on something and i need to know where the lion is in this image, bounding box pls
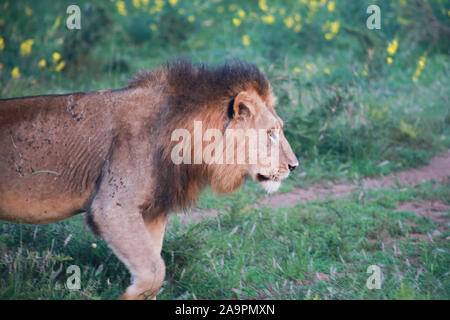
[0,60,298,299]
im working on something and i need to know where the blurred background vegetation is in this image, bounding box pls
[0,0,449,300]
[0,0,449,179]
[1,0,449,179]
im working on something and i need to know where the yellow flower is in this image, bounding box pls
[284,16,294,28]
[327,1,335,12]
[55,61,66,72]
[242,34,251,46]
[20,39,34,56]
[188,15,195,23]
[149,24,158,31]
[0,37,4,51]
[132,0,141,8]
[387,57,393,64]
[305,64,312,70]
[116,1,127,16]
[262,15,275,24]
[11,66,21,79]
[258,0,268,12]
[418,56,426,69]
[330,21,340,34]
[38,59,47,68]
[25,7,33,16]
[169,0,178,6]
[324,68,331,74]
[387,39,398,56]
[53,52,61,63]
[232,18,241,27]
[412,75,418,83]
[237,9,246,19]
[293,67,301,73]
[295,13,301,22]
[294,24,302,33]
[325,33,333,40]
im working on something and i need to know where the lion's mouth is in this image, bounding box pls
[256,173,272,182]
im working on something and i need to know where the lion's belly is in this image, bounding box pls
[0,187,92,224]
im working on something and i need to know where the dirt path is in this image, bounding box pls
[178,151,450,224]
[263,150,450,208]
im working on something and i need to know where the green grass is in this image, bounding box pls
[0,0,449,300]
[1,181,448,299]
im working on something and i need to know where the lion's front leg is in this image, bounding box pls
[90,200,166,300]
[87,137,165,300]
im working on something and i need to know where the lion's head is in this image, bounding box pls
[216,89,298,194]
[141,60,298,216]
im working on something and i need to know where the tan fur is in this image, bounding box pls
[0,61,298,299]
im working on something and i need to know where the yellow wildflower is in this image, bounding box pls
[0,37,4,51]
[284,17,294,28]
[232,18,241,27]
[237,9,246,19]
[325,33,333,40]
[11,67,21,79]
[324,68,331,74]
[387,57,393,64]
[25,7,33,16]
[132,0,140,8]
[53,52,61,63]
[116,1,127,16]
[293,67,301,73]
[258,0,268,12]
[327,1,335,12]
[262,15,275,24]
[294,24,302,33]
[305,64,312,70]
[418,56,426,69]
[188,15,195,22]
[149,24,158,31]
[295,13,301,22]
[330,21,340,34]
[169,0,178,5]
[38,59,47,68]
[387,39,398,56]
[55,61,66,72]
[242,35,251,46]
[20,39,34,56]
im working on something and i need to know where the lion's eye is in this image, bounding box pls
[268,129,277,140]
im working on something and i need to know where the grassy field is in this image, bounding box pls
[0,0,449,299]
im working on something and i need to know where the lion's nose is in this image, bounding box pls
[288,163,298,172]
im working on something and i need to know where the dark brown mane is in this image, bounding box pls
[136,60,271,219]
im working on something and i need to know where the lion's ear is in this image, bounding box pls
[229,91,255,120]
